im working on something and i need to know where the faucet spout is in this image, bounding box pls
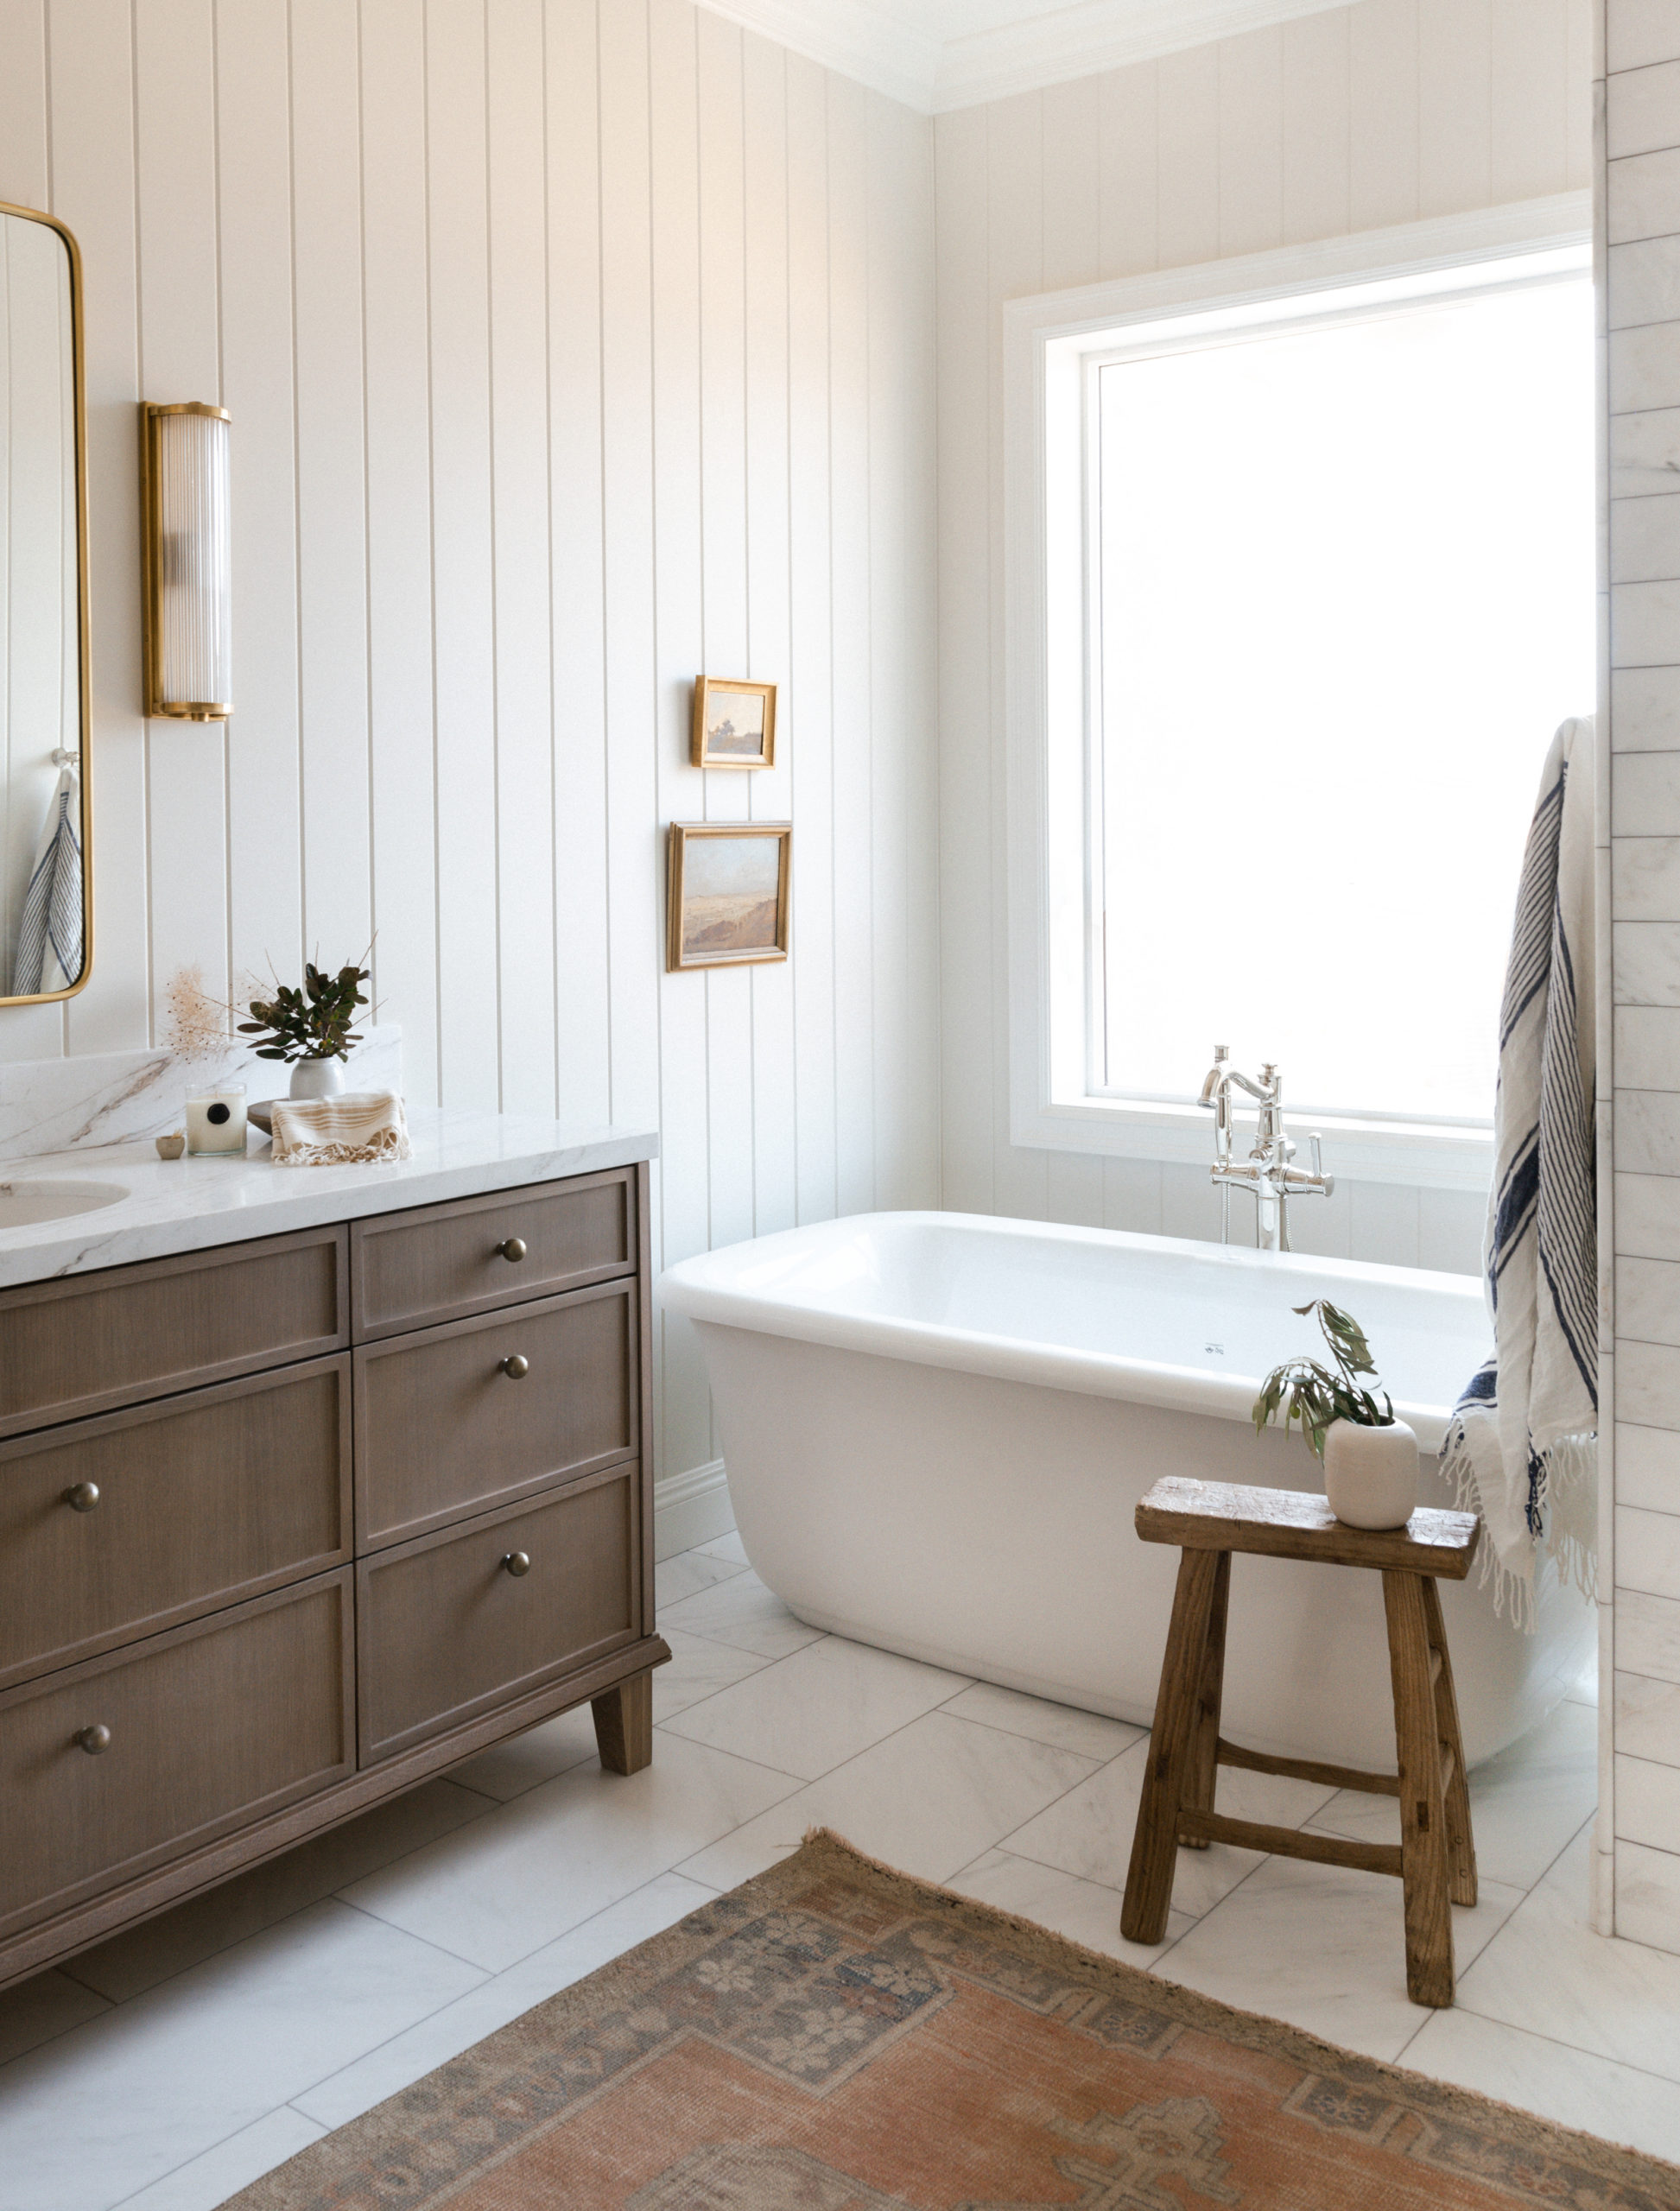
[1198,1050,1331,1251]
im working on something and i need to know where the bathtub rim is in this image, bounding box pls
[659,1209,1487,1452]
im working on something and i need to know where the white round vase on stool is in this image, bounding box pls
[1323,1416,1418,1530]
[288,1057,345,1101]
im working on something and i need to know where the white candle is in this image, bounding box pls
[186,1084,247,1156]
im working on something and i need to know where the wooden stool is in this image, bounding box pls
[1120,1476,1480,2007]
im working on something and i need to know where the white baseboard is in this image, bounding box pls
[654,1458,735,1561]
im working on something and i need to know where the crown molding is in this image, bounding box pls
[694,0,941,111]
[697,0,1348,113]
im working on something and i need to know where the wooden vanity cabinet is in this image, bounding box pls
[0,1159,668,1995]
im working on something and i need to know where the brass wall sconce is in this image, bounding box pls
[140,401,231,720]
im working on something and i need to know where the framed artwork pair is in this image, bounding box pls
[670,675,788,972]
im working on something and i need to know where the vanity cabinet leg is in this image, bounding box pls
[592,1671,654,1775]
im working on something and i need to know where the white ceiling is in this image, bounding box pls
[698,0,1348,112]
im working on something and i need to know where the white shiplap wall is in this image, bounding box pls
[0,0,939,1512]
[935,0,1593,1274]
[1604,0,1680,1954]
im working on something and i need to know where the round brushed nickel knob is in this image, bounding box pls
[499,1353,530,1380]
[64,1481,101,1512]
[75,1724,111,1755]
[502,1550,532,1577]
[498,1237,528,1263]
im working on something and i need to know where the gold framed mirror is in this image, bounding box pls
[0,200,91,1008]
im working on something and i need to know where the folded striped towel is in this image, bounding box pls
[269,1090,411,1167]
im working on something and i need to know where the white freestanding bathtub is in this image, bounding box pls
[660,1211,1594,1770]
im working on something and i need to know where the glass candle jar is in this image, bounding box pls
[185,1083,247,1156]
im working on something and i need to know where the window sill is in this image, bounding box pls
[1012,1094,1493,1194]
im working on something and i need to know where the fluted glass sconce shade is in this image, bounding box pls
[141,402,231,720]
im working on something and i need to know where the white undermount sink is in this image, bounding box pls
[0,1177,130,1227]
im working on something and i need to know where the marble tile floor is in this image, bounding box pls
[0,1531,1670,2210]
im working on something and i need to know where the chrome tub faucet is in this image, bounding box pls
[1196,1046,1334,1251]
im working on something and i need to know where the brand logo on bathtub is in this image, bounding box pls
[1205,1343,1224,1356]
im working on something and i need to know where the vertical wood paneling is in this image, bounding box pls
[290,0,371,970]
[425,0,498,1110]
[696,7,756,1253]
[872,88,938,1212]
[745,33,798,1231]
[486,0,556,1117]
[1,0,938,1500]
[135,0,227,1028]
[1493,0,1571,202]
[1350,0,1421,231]
[1217,27,1285,258]
[986,91,1047,1225]
[544,0,609,1131]
[934,102,991,1212]
[0,0,48,209]
[786,50,839,1226]
[217,0,302,998]
[1419,0,1493,217]
[51,0,148,1060]
[1041,76,1101,293]
[361,0,438,1103]
[1099,60,1159,280]
[828,70,876,1218]
[649,0,711,1481]
[1156,44,1220,269]
[1283,9,1352,244]
[597,0,662,1143]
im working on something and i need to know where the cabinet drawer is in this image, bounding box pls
[354,1281,637,1549]
[0,1227,348,1437]
[0,1573,352,1942]
[358,1473,636,1764]
[0,1359,352,1692]
[350,1171,636,1340]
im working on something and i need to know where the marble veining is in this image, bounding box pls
[0,1107,658,1289]
[0,1029,405,1166]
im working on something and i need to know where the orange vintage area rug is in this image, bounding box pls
[231,1830,1675,2210]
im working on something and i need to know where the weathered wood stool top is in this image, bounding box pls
[1121,1476,1480,2008]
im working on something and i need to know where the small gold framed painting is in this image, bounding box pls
[692,675,777,770]
[667,820,791,971]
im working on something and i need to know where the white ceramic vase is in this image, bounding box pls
[1322,1416,1418,1530]
[288,1056,345,1101]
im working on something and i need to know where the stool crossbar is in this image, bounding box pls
[1120,1476,1481,2008]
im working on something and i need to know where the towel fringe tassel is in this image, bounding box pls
[1439,1427,1599,1632]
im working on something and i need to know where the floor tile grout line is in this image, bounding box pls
[98,2102,328,2211]
[329,1891,501,1977]
[284,1871,726,2123]
[1440,1990,1680,2094]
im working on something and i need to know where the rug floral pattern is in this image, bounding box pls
[229,1834,1678,2211]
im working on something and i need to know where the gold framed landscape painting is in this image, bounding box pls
[692,675,777,769]
[667,821,791,971]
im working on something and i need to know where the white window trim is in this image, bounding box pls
[1004,191,1593,1195]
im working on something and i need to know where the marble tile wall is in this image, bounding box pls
[1606,0,1680,1952]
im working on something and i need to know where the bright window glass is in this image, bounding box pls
[1094,273,1595,1126]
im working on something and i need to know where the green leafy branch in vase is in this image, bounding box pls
[238,952,371,1065]
[1251,1298,1395,1460]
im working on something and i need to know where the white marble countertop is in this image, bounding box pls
[0,1110,660,1287]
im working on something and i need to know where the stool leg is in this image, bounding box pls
[1179,1550,1231,1849]
[1383,1569,1455,2006]
[1421,1577,1478,1908]
[1122,1549,1226,1945]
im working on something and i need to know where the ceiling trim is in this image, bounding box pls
[696,0,1349,114]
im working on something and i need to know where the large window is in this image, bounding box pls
[1007,217,1595,1181]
